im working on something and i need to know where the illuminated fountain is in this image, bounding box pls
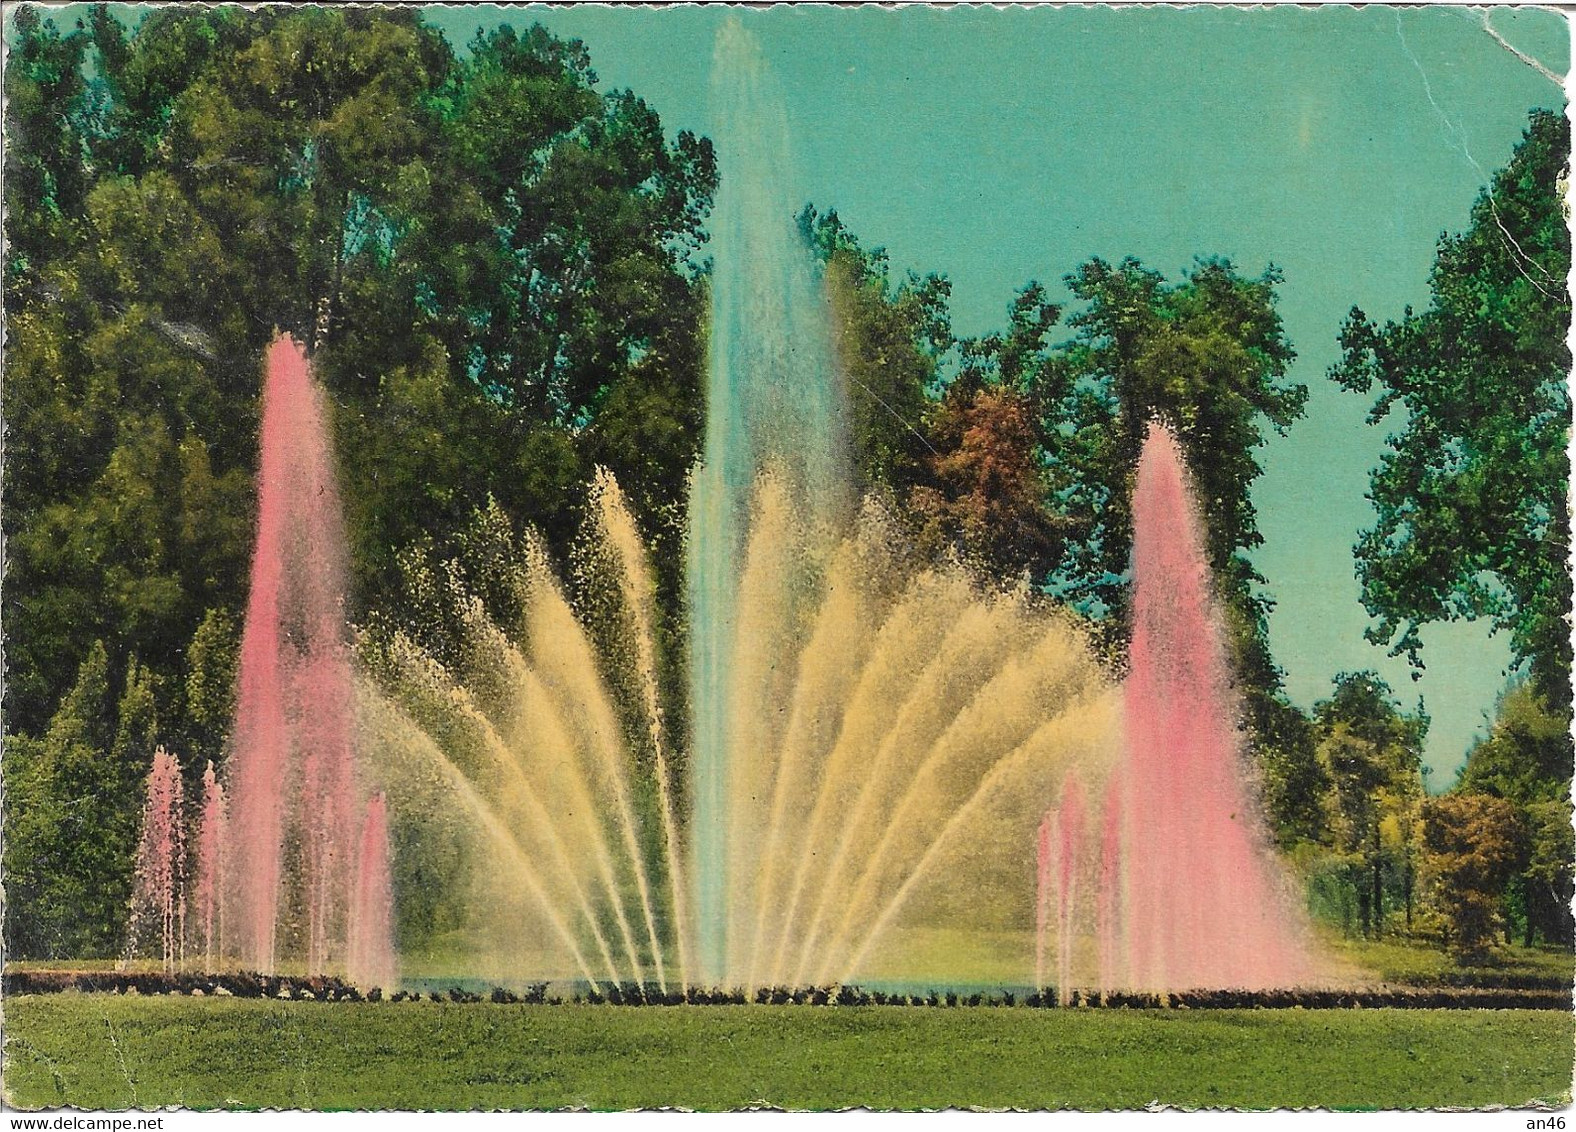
[209,335,396,984]
[127,746,186,973]
[1118,425,1313,989]
[351,22,1120,995]
[1039,426,1315,995]
[143,21,1311,997]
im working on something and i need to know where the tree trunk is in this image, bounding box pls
[1370,828,1383,939]
[1403,852,1414,933]
[311,187,349,352]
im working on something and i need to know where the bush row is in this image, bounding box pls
[4,972,1567,1010]
[1,971,375,1000]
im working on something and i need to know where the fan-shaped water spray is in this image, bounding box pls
[367,473,1117,991]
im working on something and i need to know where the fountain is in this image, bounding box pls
[133,21,1314,999]
[127,746,185,972]
[210,334,395,984]
[193,760,225,969]
[1117,425,1314,991]
[688,19,851,984]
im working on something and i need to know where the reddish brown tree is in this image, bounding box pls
[1422,793,1529,961]
[910,384,1066,581]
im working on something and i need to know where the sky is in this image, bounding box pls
[41,2,1566,782]
[422,4,1569,785]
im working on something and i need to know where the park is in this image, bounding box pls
[3,4,1571,1111]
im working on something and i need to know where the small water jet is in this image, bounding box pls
[1035,809,1054,991]
[347,793,396,991]
[1056,776,1086,1005]
[193,760,226,969]
[1096,780,1121,1001]
[127,746,186,972]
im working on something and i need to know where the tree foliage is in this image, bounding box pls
[3,6,714,957]
[3,644,151,957]
[1331,109,1572,711]
[800,207,951,498]
[1049,257,1306,638]
[1311,672,1429,938]
[1453,684,1574,947]
[1422,793,1529,962]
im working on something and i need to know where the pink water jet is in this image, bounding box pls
[1121,424,1311,991]
[348,793,397,991]
[224,334,389,977]
[194,760,226,968]
[1096,779,1121,1001]
[1034,809,1055,991]
[1056,776,1085,1005]
[130,746,186,971]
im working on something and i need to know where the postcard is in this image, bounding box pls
[2,2,1570,1112]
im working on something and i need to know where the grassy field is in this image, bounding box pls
[1322,935,1576,986]
[3,995,1571,1111]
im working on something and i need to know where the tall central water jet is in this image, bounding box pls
[688,20,850,983]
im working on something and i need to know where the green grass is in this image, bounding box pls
[4,995,1571,1111]
[1324,934,1576,987]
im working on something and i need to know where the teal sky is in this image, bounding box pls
[427,4,1567,784]
[45,4,1567,782]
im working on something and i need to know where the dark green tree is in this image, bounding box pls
[1331,109,1571,712]
[2,644,152,958]
[1048,257,1305,641]
[1254,695,1330,850]
[3,7,93,309]
[3,6,716,956]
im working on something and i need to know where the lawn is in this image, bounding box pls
[1323,935,1576,988]
[3,995,1571,1111]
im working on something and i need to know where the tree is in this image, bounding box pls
[1313,672,1428,937]
[1047,257,1305,640]
[2,644,152,958]
[1422,793,1529,961]
[1519,799,1574,948]
[1331,109,1571,712]
[1454,683,1574,946]
[800,206,951,497]
[1253,695,1330,850]
[3,7,93,309]
[2,7,717,956]
[1456,683,1573,803]
[800,211,1075,587]
[910,383,1070,581]
[4,7,714,735]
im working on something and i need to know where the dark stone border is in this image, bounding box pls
[3,971,1570,1010]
